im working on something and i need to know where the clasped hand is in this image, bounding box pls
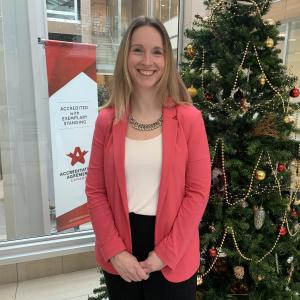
[110,251,165,282]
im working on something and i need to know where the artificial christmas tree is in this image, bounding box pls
[181,0,300,298]
[88,268,108,300]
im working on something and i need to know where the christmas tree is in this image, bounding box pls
[181,0,300,299]
[88,267,108,300]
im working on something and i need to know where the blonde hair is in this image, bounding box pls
[103,16,192,122]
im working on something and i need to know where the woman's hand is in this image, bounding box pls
[139,251,166,274]
[110,251,149,282]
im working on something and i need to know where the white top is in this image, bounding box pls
[125,134,162,216]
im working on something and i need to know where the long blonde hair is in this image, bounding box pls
[103,16,192,122]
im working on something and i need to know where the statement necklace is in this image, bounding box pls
[129,114,163,131]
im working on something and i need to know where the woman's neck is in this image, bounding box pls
[130,89,162,119]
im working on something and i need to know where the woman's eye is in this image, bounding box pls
[132,48,143,53]
[153,50,163,55]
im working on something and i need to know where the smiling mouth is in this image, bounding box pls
[138,70,156,76]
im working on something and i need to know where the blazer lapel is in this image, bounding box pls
[156,105,178,220]
[112,117,129,215]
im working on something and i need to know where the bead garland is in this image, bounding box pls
[248,0,262,18]
[253,45,287,113]
[201,47,205,90]
[211,139,283,206]
[194,0,299,283]
[199,227,228,281]
[199,216,296,280]
[230,41,251,96]
[285,188,300,237]
[193,41,289,115]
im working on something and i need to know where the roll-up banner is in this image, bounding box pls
[45,40,98,232]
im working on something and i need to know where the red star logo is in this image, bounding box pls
[67,147,88,166]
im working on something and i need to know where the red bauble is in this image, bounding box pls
[290,87,300,98]
[277,163,286,173]
[291,209,299,218]
[209,247,218,257]
[204,93,213,102]
[279,225,287,236]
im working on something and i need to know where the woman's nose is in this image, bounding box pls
[141,52,152,65]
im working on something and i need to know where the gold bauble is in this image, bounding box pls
[187,85,197,97]
[186,44,195,58]
[259,76,266,86]
[265,37,274,48]
[284,115,296,124]
[255,170,266,181]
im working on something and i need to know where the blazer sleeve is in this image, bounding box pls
[85,111,126,262]
[155,109,211,270]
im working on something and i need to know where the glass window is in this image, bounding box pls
[286,21,300,86]
[0,0,181,243]
[47,0,81,21]
[153,0,179,23]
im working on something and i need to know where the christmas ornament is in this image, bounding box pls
[212,166,224,197]
[197,275,203,286]
[230,280,249,294]
[254,206,265,230]
[265,37,274,48]
[187,85,197,97]
[240,200,249,208]
[209,223,216,232]
[240,98,250,113]
[277,163,286,172]
[278,225,287,236]
[259,75,266,86]
[234,89,244,101]
[287,256,294,264]
[204,92,213,101]
[264,19,276,26]
[257,274,265,281]
[212,257,228,273]
[290,87,300,98]
[234,266,245,280]
[291,209,298,218]
[283,115,296,124]
[185,44,195,58]
[294,199,300,206]
[208,247,218,257]
[217,247,227,257]
[255,170,266,181]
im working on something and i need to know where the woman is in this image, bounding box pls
[85,16,211,300]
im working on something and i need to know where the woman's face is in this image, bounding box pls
[127,25,165,92]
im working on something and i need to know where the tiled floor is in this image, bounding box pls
[0,268,101,300]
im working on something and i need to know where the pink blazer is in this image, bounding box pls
[85,103,211,282]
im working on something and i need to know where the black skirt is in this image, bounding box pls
[103,213,197,300]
